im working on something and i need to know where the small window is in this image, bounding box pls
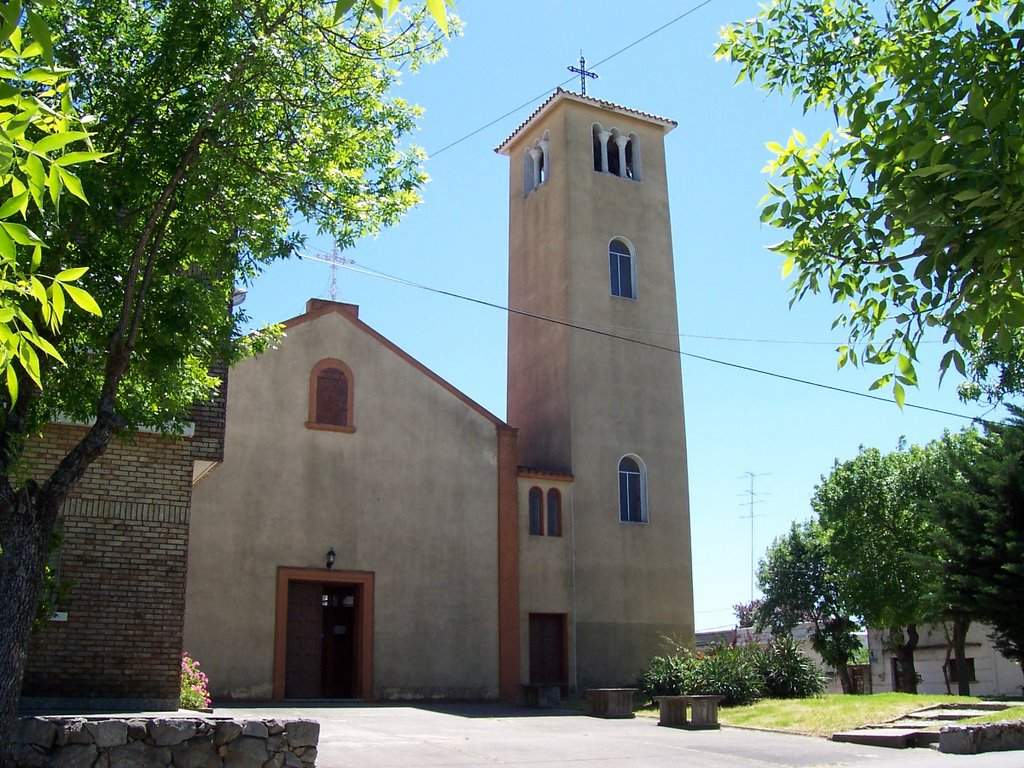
[609,238,634,299]
[529,487,544,536]
[546,489,562,537]
[618,455,646,523]
[307,358,355,432]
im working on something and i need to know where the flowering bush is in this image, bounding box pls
[180,652,211,710]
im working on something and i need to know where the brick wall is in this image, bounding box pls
[191,362,228,463]
[21,424,195,707]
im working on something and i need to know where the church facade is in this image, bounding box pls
[183,91,694,701]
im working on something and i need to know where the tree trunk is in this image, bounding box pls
[0,487,57,752]
[953,615,971,697]
[836,661,853,694]
[895,624,920,694]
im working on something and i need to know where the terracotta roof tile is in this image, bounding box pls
[495,88,677,154]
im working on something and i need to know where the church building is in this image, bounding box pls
[183,90,695,701]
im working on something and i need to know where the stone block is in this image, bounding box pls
[127,720,149,741]
[262,755,284,768]
[173,737,219,768]
[87,719,129,748]
[17,717,58,749]
[62,719,94,746]
[283,754,302,768]
[241,722,268,739]
[283,720,319,748]
[224,736,269,768]
[53,744,99,768]
[266,721,286,736]
[109,740,173,768]
[8,743,49,768]
[214,722,243,746]
[150,719,199,746]
[299,746,317,765]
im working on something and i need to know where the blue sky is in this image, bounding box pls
[241,0,1003,632]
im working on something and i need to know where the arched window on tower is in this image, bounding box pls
[609,238,635,299]
[546,489,562,537]
[618,456,647,523]
[307,358,355,432]
[523,150,535,196]
[523,131,550,196]
[607,130,622,176]
[592,123,607,172]
[529,487,544,535]
[625,133,641,180]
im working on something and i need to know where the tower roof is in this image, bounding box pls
[494,88,677,155]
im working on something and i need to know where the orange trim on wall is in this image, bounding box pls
[497,426,521,702]
[273,567,375,701]
[307,357,355,431]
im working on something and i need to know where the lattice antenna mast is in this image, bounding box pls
[300,247,355,301]
[738,472,771,603]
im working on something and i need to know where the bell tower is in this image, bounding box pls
[498,89,695,687]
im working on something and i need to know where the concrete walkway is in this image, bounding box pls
[212,702,1024,767]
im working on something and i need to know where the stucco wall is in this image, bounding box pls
[504,95,695,689]
[184,307,503,700]
[517,476,574,687]
[867,624,1024,697]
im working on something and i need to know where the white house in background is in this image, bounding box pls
[867,623,1023,697]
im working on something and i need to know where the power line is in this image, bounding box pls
[332,260,998,427]
[428,0,719,158]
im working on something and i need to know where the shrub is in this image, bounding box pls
[180,652,211,710]
[640,637,824,707]
[640,644,763,707]
[753,636,825,698]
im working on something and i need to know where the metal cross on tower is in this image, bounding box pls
[567,51,598,96]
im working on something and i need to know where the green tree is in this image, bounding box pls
[934,412,1024,683]
[755,521,862,693]
[0,0,451,744]
[716,0,1024,404]
[812,445,943,693]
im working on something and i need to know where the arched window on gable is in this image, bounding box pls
[546,489,562,537]
[307,358,355,432]
[609,238,635,299]
[618,455,647,523]
[529,487,544,536]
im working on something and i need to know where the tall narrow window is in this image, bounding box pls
[529,487,544,536]
[546,489,562,537]
[624,135,642,180]
[607,131,621,176]
[308,358,355,432]
[618,456,646,523]
[609,238,634,299]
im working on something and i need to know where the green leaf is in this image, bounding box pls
[26,330,64,363]
[62,283,102,316]
[1,222,42,246]
[49,280,64,323]
[333,0,357,22]
[5,363,16,404]
[54,150,110,167]
[0,190,27,219]
[893,381,906,409]
[426,0,448,34]
[26,10,53,66]
[55,266,88,282]
[0,226,14,262]
[781,255,795,278]
[56,166,86,202]
[33,130,89,156]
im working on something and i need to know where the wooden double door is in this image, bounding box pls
[529,613,568,687]
[285,582,360,698]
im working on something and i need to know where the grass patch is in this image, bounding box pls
[639,693,981,738]
[961,705,1024,725]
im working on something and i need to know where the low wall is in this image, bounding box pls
[939,720,1024,754]
[8,715,320,767]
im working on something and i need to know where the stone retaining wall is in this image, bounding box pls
[939,720,1024,754]
[8,716,319,767]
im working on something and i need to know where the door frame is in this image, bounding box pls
[273,566,374,700]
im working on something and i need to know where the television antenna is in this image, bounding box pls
[299,247,355,301]
[738,471,771,603]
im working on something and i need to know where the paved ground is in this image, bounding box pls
[212,702,1024,767]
